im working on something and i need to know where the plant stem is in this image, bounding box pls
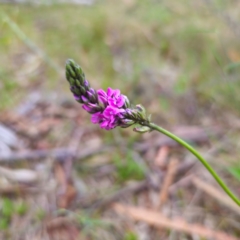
[146,122,240,206]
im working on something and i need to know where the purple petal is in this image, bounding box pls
[89,88,96,94]
[108,95,125,108]
[107,87,114,97]
[87,91,94,98]
[125,108,133,115]
[117,110,126,118]
[107,87,120,98]
[74,94,81,101]
[97,89,108,105]
[82,103,100,113]
[117,96,125,107]
[81,95,88,102]
[97,89,107,97]
[100,118,117,130]
[83,80,89,87]
[100,120,109,129]
[82,104,91,112]
[91,112,103,124]
[103,106,120,118]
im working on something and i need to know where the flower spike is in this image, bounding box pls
[65,59,150,130]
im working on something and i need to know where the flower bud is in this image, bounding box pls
[87,90,97,103]
[120,119,135,128]
[123,95,130,108]
[83,80,90,90]
[68,77,76,86]
[135,104,146,118]
[65,71,71,83]
[133,126,151,133]
[75,65,85,81]
[74,94,84,103]
[82,103,102,114]
[70,86,81,96]
[80,86,86,95]
[66,63,76,78]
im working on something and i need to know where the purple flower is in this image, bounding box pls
[97,87,127,109]
[91,112,103,124]
[90,106,124,130]
[107,87,125,108]
[100,117,117,130]
[97,89,108,106]
[91,111,117,130]
[103,106,123,118]
[82,103,101,113]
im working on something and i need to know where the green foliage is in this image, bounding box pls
[0,69,19,109]
[228,165,240,182]
[35,209,46,221]
[114,152,145,182]
[76,213,113,239]
[15,202,28,216]
[78,215,107,228]
[174,73,189,95]
[0,198,29,231]
[0,0,240,115]
[0,218,9,230]
[124,232,138,240]
[2,198,14,219]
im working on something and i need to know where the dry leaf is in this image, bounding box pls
[154,146,169,169]
[55,163,77,208]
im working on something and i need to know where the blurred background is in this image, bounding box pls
[0,0,240,239]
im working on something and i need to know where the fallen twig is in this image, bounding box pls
[158,158,178,208]
[154,146,169,169]
[113,203,238,240]
[192,177,240,215]
[0,146,111,163]
[77,158,196,210]
[0,185,39,196]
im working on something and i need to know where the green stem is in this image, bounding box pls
[146,122,240,206]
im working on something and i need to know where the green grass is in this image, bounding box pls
[0,198,28,231]
[114,151,146,183]
[0,0,240,115]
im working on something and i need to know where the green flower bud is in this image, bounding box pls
[66,64,76,78]
[123,95,130,108]
[133,126,151,133]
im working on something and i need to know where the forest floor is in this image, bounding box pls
[0,1,240,239]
